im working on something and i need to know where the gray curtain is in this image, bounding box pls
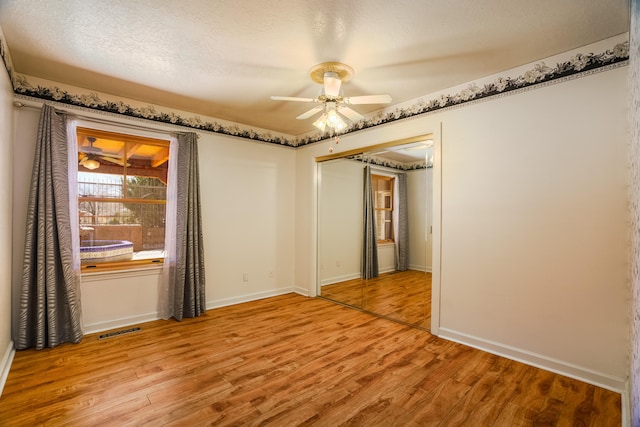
[168,132,206,320]
[362,165,379,279]
[395,173,409,271]
[16,104,83,350]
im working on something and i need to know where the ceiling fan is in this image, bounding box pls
[79,137,129,170]
[271,62,392,132]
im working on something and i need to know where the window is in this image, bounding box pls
[76,127,171,270]
[372,174,394,242]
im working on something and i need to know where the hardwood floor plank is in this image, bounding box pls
[0,293,621,426]
[46,395,152,427]
[590,386,622,427]
[492,401,539,427]
[322,270,431,328]
[531,396,565,426]
[449,358,531,425]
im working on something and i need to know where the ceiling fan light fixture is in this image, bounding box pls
[332,119,347,131]
[313,115,327,132]
[80,158,100,170]
[271,62,390,133]
[326,108,346,130]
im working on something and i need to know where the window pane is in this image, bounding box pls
[78,136,125,175]
[375,210,393,241]
[126,176,166,200]
[79,201,165,263]
[372,174,394,242]
[76,128,170,265]
[78,173,123,199]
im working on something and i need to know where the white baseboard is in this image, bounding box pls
[320,273,360,287]
[84,286,301,333]
[320,267,432,287]
[293,285,309,296]
[438,327,626,393]
[206,286,295,310]
[409,264,432,272]
[83,312,160,335]
[0,340,15,397]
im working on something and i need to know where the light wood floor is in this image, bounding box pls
[0,294,620,426]
[321,270,431,329]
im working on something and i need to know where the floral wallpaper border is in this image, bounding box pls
[347,154,430,171]
[0,34,629,149]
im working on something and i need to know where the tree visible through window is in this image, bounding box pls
[76,127,170,268]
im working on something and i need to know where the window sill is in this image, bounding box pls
[81,258,164,275]
[81,264,163,282]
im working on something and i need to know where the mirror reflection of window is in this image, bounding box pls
[372,174,394,242]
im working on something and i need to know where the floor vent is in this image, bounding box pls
[99,327,141,340]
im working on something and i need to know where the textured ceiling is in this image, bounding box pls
[0,0,630,136]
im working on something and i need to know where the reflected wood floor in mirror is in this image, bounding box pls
[321,270,431,329]
[0,294,620,426]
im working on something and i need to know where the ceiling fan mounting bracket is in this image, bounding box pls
[317,94,343,103]
[309,62,354,84]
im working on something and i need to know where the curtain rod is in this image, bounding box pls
[13,99,192,138]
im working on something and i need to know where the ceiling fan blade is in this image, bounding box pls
[296,106,324,120]
[270,96,316,103]
[323,73,342,97]
[343,94,392,105]
[101,156,130,166]
[79,146,102,154]
[338,106,363,122]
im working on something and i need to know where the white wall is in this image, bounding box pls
[80,269,162,332]
[377,244,395,273]
[12,108,296,333]
[296,61,628,391]
[200,134,296,307]
[438,68,628,390]
[0,56,14,393]
[318,158,363,285]
[630,1,640,423]
[407,168,432,271]
[12,107,40,340]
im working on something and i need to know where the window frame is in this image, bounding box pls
[372,173,395,244]
[75,126,172,272]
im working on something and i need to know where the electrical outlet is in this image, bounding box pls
[268,271,274,278]
[243,273,249,282]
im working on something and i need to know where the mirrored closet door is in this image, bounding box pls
[317,135,434,329]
